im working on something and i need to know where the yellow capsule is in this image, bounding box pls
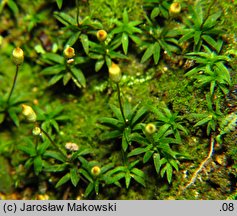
[21,104,37,123]
[91,166,101,176]
[96,30,107,42]
[108,62,121,83]
[169,2,181,15]
[64,47,75,59]
[145,123,156,135]
[12,47,24,65]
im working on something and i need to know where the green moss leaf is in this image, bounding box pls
[56,173,71,188]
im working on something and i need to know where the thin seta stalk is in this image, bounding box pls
[76,0,80,27]
[6,65,19,105]
[116,83,127,124]
[40,127,67,158]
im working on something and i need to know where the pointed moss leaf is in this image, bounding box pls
[41,65,66,75]
[203,11,222,29]
[106,166,127,176]
[216,62,231,84]
[54,12,76,26]
[131,168,145,178]
[106,173,125,184]
[109,104,123,122]
[70,149,88,161]
[8,108,19,127]
[132,174,145,187]
[43,164,67,172]
[18,145,36,157]
[71,67,86,88]
[67,31,80,46]
[176,124,188,135]
[153,153,161,174]
[159,39,171,56]
[37,141,50,155]
[129,159,140,169]
[128,147,147,157]
[99,117,123,129]
[100,130,122,140]
[122,9,129,23]
[70,168,80,187]
[210,80,216,96]
[122,33,129,55]
[170,159,179,171]
[160,5,169,18]
[154,124,170,140]
[95,180,100,195]
[194,116,212,127]
[8,0,19,15]
[185,66,202,77]
[34,155,43,175]
[141,44,154,63]
[153,42,161,64]
[78,169,93,183]
[56,173,71,188]
[51,119,60,132]
[193,31,201,45]
[25,158,33,170]
[179,30,195,43]
[166,163,173,183]
[124,100,132,120]
[43,53,64,64]
[151,7,160,20]
[48,74,64,86]
[80,34,89,55]
[125,172,131,189]
[202,35,218,51]
[84,182,94,197]
[122,130,129,152]
[105,56,112,68]
[0,113,5,124]
[109,51,127,59]
[143,150,153,163]
[129,133,149,145]
[131,106,147,126]
[63,72,71,86]
[95,59,105,72]
[56,0,63,9]
[129,35,142,44]
[43,150,66,162]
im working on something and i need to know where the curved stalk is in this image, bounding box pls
[6,65,19,105]
[40,127,67,158]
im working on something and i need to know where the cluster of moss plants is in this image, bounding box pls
[0,0,236,200]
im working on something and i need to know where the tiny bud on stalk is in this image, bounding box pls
[109,62,121,83]
[12,47,24,65]
[96,30,107,42]
[21,104,37,123]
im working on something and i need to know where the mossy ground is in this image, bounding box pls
[0,0,236,200]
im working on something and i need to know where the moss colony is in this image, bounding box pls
[0,0,236,200]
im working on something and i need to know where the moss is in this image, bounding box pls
[0,0,236,200]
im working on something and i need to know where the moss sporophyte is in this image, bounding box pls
[7,48,24,106]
